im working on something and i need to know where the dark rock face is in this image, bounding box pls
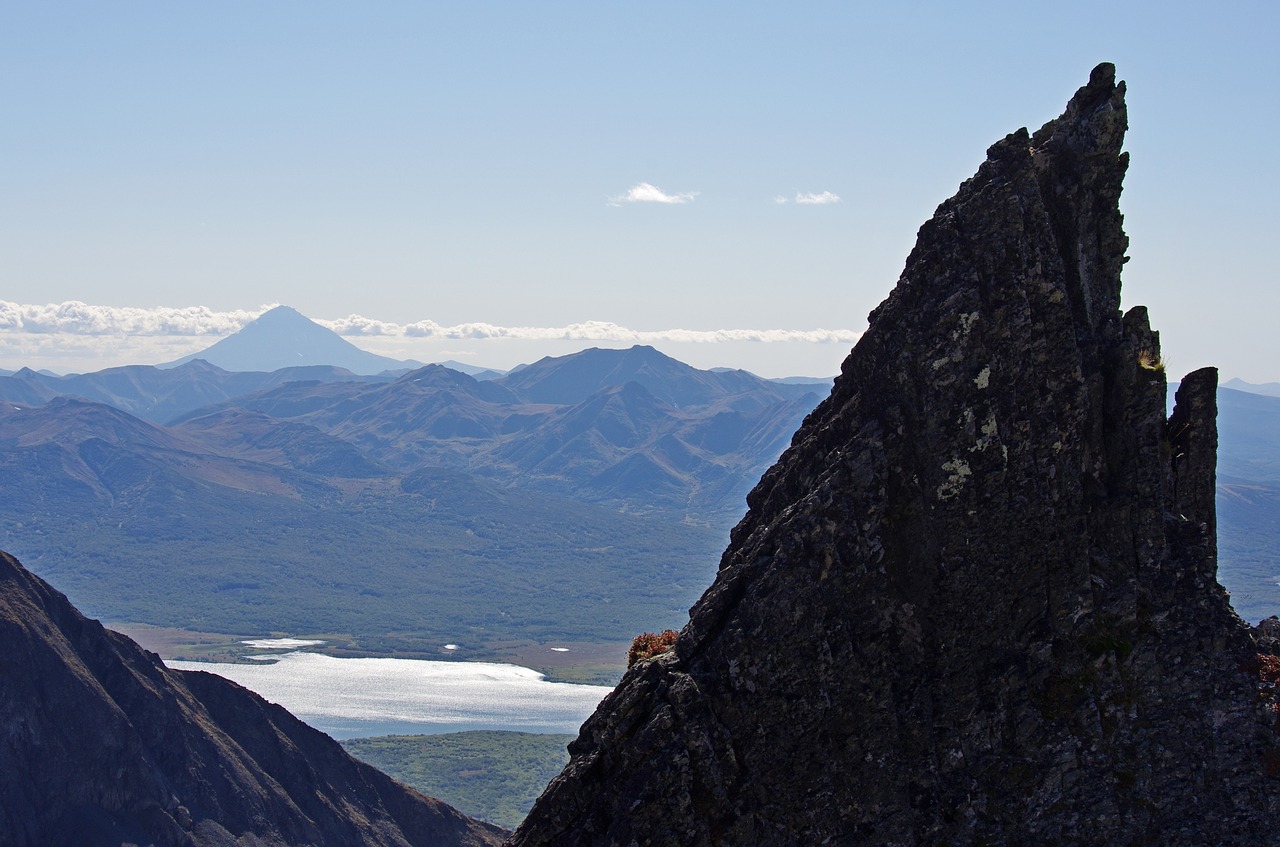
[510,65,1280,846]
[0,550,506,847]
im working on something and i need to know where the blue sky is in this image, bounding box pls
[1,2,1276,378]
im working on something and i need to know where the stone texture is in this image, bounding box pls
[0,549,506,847]
[510,64,1280,846]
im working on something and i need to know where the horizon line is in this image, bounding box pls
[0,301,862,345]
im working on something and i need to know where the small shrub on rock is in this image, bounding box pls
[628,630,679,668]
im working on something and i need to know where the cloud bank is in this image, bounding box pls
[386,319,858,345]
[0,301,265,336]
[608,182,698,206]
[0,302,857,345]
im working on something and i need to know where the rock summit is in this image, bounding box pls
[511,64,1280,846]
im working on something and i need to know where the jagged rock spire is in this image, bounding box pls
[510,64,1279,846]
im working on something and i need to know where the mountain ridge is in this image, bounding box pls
[0,358,387,424]
[0,548,505,847]
[0,394,727,646]
[496,345,817,408]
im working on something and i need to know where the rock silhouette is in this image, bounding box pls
[510,64,1280,846]
[0,549,505,847]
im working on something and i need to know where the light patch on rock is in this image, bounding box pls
[951,312,980,340]
[969,411,1002,462]
[937,458,972,499]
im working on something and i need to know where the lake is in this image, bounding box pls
[167,651,613,739]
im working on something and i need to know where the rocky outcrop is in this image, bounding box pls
[0,549,505,847]
[510,64,1280,845]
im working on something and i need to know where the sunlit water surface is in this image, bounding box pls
[167,652,612,739]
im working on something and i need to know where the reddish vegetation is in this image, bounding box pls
[628,630,679,668]
[1259,654,1280,686]
[1259,653,1280,742]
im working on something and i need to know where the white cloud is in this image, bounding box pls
[794,191,841,205]
[322,314,402,336]
[608,182,698,206]
[384,318,857,345]
[0,303,862,376]
[0,302,858,346]
[774,195,789,205]
[0,300,266,336]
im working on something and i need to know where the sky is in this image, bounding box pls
[1,2,1276,379]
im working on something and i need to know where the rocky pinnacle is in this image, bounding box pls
[510,64,1280,846]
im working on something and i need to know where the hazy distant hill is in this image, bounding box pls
[0,397,723,648]
[478,379,817,515]
[2,345,821,522]
[438,359,508,380]
[497,345,817,407]
[0,359,385,424]
[0,346,820,648]
[1206,386,1280,621]
[170,348,821,521]
[172,365,523,470]
[163,305,422,374]
[1223,377,1280,399]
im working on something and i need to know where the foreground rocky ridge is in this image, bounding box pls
[0,550,505,847]
[511,65,1280,845]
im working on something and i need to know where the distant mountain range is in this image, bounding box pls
[2,307,1277,656]
[0,344,823,517]
[1223,377,1280,399]
[161,347,821,514]
[5,304,826,406]
[2,359,386,424]
[0,343,826,650]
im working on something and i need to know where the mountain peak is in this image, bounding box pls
[496,345,787,409]
[162,306,417,375]
[513,65,1280,845]
[172,357,226,373]
[249,304,315,328]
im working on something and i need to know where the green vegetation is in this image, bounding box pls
[2,471,723,653]
[1137,349,1165,373]
[342,731,574,831]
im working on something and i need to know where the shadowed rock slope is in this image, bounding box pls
[0,550,506,847]
[510,65,1280,846]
